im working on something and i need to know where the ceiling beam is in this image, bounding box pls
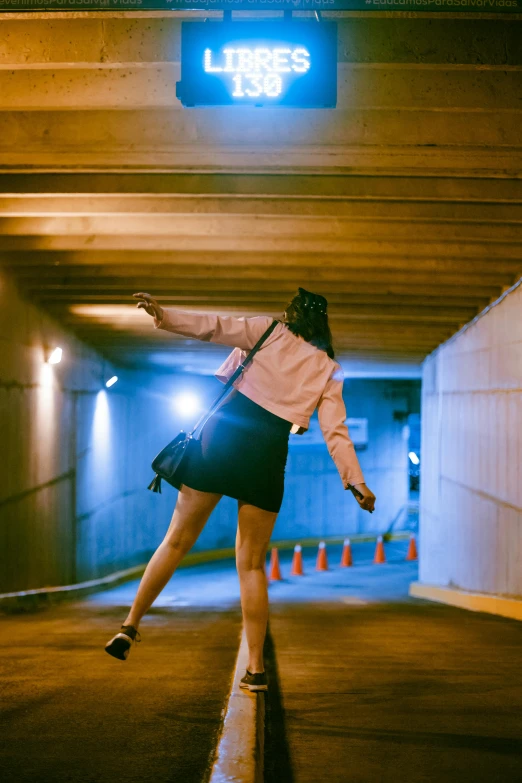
[13,286,498,305]
[1,174,522,201]
[1,236,521,257]
[5,255,522,277]
[30,293,480,320]
[1,197,522,223]
[24,289,490,308]
[1,215,520,243]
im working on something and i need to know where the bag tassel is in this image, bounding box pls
[148,474,162,493]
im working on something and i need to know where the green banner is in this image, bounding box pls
[0,0,520,11]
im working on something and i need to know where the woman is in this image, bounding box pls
[105,288,376,690]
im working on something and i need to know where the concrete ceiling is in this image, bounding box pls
[1,11,521,377]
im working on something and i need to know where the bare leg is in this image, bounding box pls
[235,501,278,674]
[123,485,222,628]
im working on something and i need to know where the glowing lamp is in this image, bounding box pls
[106,376,118,388]
[408,451,420,465]
[47,347,62,365]
[174,392,200,418]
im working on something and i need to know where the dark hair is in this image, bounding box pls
[283,287,335,359]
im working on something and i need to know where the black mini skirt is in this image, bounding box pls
[173,389,292,513]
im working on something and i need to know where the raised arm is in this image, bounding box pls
[317,366,376,512]
[133,292,273,351]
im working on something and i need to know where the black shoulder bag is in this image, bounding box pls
[147,319,279,493]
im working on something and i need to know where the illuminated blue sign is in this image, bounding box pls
[176,22,337,108]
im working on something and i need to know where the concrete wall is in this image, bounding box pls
[419,280,522,598]
[276,379,418,541]
[0,270,172,591]
[0,269,243,591]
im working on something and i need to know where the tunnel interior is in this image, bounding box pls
[0,9,521,604]
[1,8,522,783]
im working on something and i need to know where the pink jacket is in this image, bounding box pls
[154,308,365,488]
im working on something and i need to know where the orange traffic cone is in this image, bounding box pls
[406,534,418,561]
[269,547,283,581]
[340,538,353,567]
[316,541,328,571]
[373,535,386,564]
[290,544,304,576]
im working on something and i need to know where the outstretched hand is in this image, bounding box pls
[348,483,376,514]
[133,292,164,322]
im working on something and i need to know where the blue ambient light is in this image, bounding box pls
[174,392,201,418]
[177,22,337,108]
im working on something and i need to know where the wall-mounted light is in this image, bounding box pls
[105,376,118,388]
[47,347,63,365]
[174,391,200,418]
[408,451,420,465]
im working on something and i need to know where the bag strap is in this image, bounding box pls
[189,319,280,438]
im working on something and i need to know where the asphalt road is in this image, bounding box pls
[265,542,522,783]
[3,541,521,783]
[0,592,241,783]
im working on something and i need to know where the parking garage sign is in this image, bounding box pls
[176,21,338,107]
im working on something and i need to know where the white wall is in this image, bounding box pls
[420,280,522,597]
